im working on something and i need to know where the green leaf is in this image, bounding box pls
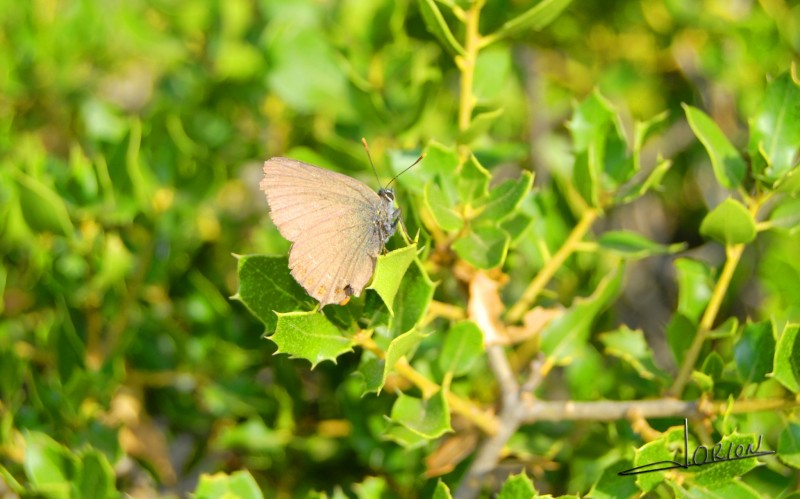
[700,198,757,245]
[422,141,461,179]
[392,260,435,334]
[12,170,74,236]
[617,158,673,203]
[632,428,683,492]
[432,480,453,499]
[457,154,491,205]
[438,320,484,377]
[733,321,775,384]
[597,230,686,258]
[270,311,354,368]
[474,46,512,102]
[474,171,534,224]
[452,225,510,269]
[686,433,761,487]
[768,196,800,234]
[368,244,417,313]
[233,255,311,333]
[23,431,73,488]
[379,328,427,393]
[666,314,695,366]
[75,449,115,499]
[674,258,713,324]
[416,0,465,57]
[383,423,429,449]
[691,370,714,391]
[389,390,451,439]
[425,179,464,231]
[589,459,638,499]
[599,326,668,382]
[459,107,505,144]
[356,352,385,394]
[771,322,800,392]
[749,71,800,182]
[195,470,264,499]
[491,0,575,41]
[502,212,534,245]
[541,266,624,361]
[777,422,800,469]
[683,104,746,189]
[497,471,536,499]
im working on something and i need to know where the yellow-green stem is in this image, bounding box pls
[506,208,599,323]
[457,2,482,133]
[669,243,746,396]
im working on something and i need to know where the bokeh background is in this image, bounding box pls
[1,0,799,496]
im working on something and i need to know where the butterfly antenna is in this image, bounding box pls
[361,138,383,187]
[386,152,425,189]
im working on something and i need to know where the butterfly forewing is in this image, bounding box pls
[261,157,388,306]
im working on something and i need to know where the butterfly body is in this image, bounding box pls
[260,157,399,307]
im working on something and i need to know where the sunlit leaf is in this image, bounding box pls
[389,390,451,439]
[684,104,746,189]
[195,471,264,499]
[369,244,417,313]
[270,311,354,368]
[700,198,757,245]
[771,322,800,392]
[749,71,800,183]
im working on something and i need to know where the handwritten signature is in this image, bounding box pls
[618,418,775,476]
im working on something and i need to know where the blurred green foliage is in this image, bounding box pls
[1,0,799,497]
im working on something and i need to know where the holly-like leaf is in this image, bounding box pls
[685,433,761,487]
[439,320,484,377]
[389,390,451,439]
[749,71,800,183]
[364,328,428,394]
[683,104,746,189]
[771,322,800,392]
[233,255,311,333]
[700,198,756,245]
[497,471,536,499]
[452,225,510,269]
[368,244,417,313]
[270,311,354,368]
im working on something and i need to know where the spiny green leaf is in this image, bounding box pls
[368,244,417,313]
[382,328,427,392]
[684,104,746,189]
[234,254,311,333]
[270,311,354,368]
[700,198,756,245]
[497,471,536,499]
[685,433,762,487]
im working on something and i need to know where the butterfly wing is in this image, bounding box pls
[260,158,385,306]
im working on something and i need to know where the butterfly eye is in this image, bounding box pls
[380,189,395,202]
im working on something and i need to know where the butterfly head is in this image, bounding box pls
[378,188,395,203]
